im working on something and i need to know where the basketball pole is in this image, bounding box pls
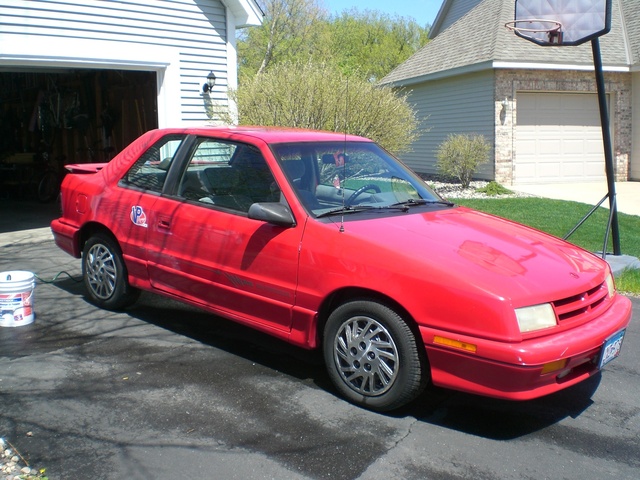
[591,37,621,256]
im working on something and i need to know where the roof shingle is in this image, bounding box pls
[381,0,636,86]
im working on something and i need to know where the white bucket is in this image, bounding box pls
[0,271,36,327]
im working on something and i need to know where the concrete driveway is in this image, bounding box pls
[512,181,640,216]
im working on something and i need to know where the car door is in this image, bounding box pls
[103,133,187,283]
[145,138,303,332]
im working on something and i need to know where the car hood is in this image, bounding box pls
[336,206,607,307]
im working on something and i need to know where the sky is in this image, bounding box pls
[323,0,441,27]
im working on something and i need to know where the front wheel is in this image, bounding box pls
[82,233,140,310]
[323,300,428,412]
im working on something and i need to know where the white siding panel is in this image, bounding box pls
[0,0,231,124]
[515,92,606,183]
[399,70,495,179]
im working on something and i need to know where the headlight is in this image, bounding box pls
[515,303,557,333]
[605,273,616,298]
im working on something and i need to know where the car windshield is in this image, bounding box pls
[271,141,445,217]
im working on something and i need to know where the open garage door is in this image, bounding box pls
[0,68,157,201]
[514,92,607,184]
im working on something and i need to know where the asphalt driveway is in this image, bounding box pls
[0,225,639,479]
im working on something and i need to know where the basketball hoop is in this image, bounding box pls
[506,0,620,253]
[505,19,563,45]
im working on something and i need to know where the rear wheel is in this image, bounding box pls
[323,300,427,411]
[82,233,140,310]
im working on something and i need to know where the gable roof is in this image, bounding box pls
[622,0,640,68]
[430,0,483,39]
[381,0,637,86]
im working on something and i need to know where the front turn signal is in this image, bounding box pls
[434,336,477,353]
[541,359,568,375]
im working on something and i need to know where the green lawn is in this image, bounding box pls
[452,197,640,294]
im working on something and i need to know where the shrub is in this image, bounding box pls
[435,134,490,188]
[476,181,513,196]
[222,61,420,154]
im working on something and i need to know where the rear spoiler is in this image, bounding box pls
[64,163,108,174]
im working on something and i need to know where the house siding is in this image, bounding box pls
[386,0,637,186]
[0,0,229,124]
[400,70,495,179]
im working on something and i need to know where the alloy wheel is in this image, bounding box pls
[85,243,117,300]
[333,315,399,396]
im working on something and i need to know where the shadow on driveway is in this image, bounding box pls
[45,277,606,442]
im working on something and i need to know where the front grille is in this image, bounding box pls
[552,281,608,322]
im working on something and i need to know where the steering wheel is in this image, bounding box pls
[346,184,381,206]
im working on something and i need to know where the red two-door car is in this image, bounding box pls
[51,126,631,411]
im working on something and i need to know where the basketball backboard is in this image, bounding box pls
[508,0,612,46]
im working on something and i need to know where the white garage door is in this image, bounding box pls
[515,92,606,184]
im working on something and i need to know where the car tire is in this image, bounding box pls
[323,299,427,412]
[82,233,140,310]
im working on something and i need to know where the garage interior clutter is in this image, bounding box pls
[0,69,158,200]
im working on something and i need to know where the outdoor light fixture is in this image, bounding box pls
[202,71,216,93]
[500,98,510,125]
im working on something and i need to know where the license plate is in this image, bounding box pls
[599,329,625,369]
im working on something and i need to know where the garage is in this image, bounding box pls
[514,92,607,184]
[0,0,263,204]
[0,68,158,201]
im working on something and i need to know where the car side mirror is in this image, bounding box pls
[248,202,296,227]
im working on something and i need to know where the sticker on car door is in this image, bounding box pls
[131,205,148,228]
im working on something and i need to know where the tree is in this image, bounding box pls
[238,0,327,78]
[230,2,428,153]
[237,2,430,82]
[328,9,430,82]
[225,62,419,154]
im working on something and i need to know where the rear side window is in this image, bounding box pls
[120,135,185,192]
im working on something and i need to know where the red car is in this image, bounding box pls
[51,127,631,411]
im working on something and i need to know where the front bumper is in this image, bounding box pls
[421,294,632,400]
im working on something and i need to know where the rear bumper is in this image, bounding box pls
[50,218,81,258]
[421,294,632,400]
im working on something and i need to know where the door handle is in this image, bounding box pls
[157,218,171,230]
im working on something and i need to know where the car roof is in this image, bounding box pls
[174,125,373,144]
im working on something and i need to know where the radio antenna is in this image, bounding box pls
[339,78,349,233]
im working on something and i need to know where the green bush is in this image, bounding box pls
[476,181,513,196]
[436,134,490,188]
[221,61,420,154]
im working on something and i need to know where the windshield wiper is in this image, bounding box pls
[386,199,456,210]
[316,205,376,218]
[317,199,455,218]
[425,199,456,207]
